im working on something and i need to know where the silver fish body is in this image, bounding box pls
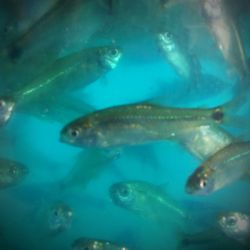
[178,124,232,160]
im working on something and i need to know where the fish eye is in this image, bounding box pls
[10,167,17,176]
[227,216,236,226]
[119,186,130,197]
[68,128,80,138]
[109,48,119,57]
[199,179,207,189]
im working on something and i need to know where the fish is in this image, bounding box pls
[72,237,130,250]
[48,201,73,234]
[201,0,248,77]
[186,141,250,195]
[157,32,197,81]
[0,158,28,188]
[1,46,122,122]
[0,97,15,126]
[178,124,233,160]
[60,148,120,190]
[218,212,250,246]
[109,181,187,224]
[60,101,235,148]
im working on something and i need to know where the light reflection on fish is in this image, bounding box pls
[186,141,250,195]
[178,124,232,160]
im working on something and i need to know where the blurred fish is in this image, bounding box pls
[60,100,241,148]
[218,211,250,246]
[157,31,199,82]
[1,46,121,122]
[201,0,248,77]
[48,201,73,235]
[0,98,15,126]
[186,141,250,195]
[109,181,187,224]
[178,124,232,160]
[0,158,28,188]
[72,237,130,250]
[60,148,121,190]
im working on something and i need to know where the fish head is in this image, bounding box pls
[72,238,103,250]
[8,162,29,183]
[157,32,175,52]
[49,202,73,232]
[109,182,135,209]
[186,165,215,195]
[99,46,122,70]
[60,115,102,147]
[203,0,223,20]
[0,97,15,126]
[218,212,250,240]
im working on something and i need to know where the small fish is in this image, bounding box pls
[218,212,250,246]
[186,141,250,195]
[1,46,121,122]
[157,32,193,81]
[109,181,187,222]
[48,201,73,234]
[60,102,231,148]
[72,237,130,250]
[201,0,248,76]
[0,158,28,188]
[0,97,15,126]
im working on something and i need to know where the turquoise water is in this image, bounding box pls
[0,0,250,249]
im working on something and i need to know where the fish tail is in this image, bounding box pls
[216,74,250,130]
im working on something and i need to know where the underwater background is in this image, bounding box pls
[0,0,250,249]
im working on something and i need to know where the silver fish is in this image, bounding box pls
[186,141,250,195]
[60,102,227,148]
[202,0,248,76]
[157,32,193,80]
